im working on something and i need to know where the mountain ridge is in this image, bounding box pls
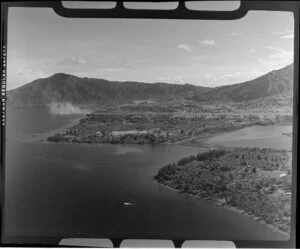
[192,63,293,102]
[7,63,293,107]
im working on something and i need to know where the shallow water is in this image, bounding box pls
[3,107,290,242]
[208,125,293,150]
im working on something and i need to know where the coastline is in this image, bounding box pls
[33,115,85,143]
[10,108,292,238]
[170,133,214,147]
[33,111,292,236]
[174,123,292,148]
[43,103,291,145]
[156,180,289,238]
[153,147,292,237]
[41,120,292,161]
[165,123,292,148]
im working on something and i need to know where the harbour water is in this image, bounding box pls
[3,107,291,242]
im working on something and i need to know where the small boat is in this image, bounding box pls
[123,202,135,206]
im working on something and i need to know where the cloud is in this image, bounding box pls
[56,56,87,66]
[264,45,283,53]
[101,67,127,72]
[222,72,241,78]
[220,70,266,84]
[155,69,271,87]
[217,66,240,71]
[7,68,50,89]
[178,40,215,52]
[280,34,294,39]
[271,30,293,35]
[156,76,186,84]
[269,50,293,61]
[190,54,215,61]
[258,47,293,71]
[203,73,218,81]
[105,56,145,69]
[248,48,255,53]
[17,68,49,82]
[156,74,219,86]
[229,32,239,36]
[177,44,193,52]
[271,30,294,39]
[199,39,216,46]
[126,58,144,68]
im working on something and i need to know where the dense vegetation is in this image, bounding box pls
[48,131,167,144]
[46,110,282,144]
[154,148,292,234]
[44,69,293,144]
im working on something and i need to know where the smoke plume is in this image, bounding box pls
[48,102,91,115]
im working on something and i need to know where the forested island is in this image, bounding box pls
[154,148,292,235]
[46,98,292,145]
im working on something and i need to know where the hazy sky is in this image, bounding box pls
[7,3,294,90]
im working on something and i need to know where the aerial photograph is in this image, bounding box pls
[3,3,294,244]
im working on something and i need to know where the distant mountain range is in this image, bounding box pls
[192,63,293,102]
[7,63,293,107]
